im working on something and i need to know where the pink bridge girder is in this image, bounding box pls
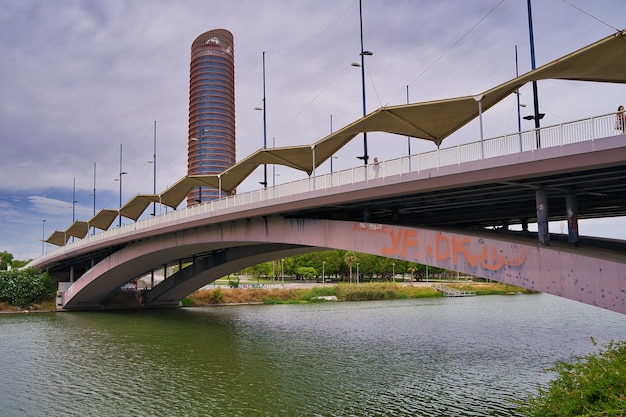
[62,217,626,313]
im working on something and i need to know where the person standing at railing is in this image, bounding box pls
[373,157,380,178]
[616,105,625,133]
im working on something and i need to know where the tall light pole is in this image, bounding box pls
[406,86,411,156]
[261,51,268,187]
[330,114,334,172]
[527,0,541,148]
[356,262,360,284]
[72,177,77,223]
[92,163,96,216]
[329,115,339,174]
[515,45,523,151]
[322,261,326,283]
[152,120,157,215]
[474,94,485,158]
[272,137,276,187]
[356,0,372,166]
[41,219,46,255]
[118,143,127,227]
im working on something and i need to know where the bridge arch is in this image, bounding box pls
[61,216,626,313]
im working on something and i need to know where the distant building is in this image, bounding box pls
[187,29,235,206]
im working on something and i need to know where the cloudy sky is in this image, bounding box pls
[1,0,625,260]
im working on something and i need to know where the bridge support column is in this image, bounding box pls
[70,265,75,283]
[536,187,549,246]
[566,191,579,247]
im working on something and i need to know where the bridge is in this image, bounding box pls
[28,31,626,313]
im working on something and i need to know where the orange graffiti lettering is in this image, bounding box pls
[451,236,477,267]
[436,234,450,261]
[380,227,529,271]
[402,230,417,258]
[382,229,403,256]
[478,246,529,270]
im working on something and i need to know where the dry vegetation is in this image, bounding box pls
[187,286,304,305]
[184,282,521,306]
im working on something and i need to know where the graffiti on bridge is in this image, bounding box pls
[353,223,529,271]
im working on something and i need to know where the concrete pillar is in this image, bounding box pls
[536,188,549,245]
[566,191,579,247]
[69,265,75,283]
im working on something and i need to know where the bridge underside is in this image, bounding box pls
[59,217,626,314]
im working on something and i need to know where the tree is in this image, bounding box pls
[343,251,357,283]
[294,266,316,280]
[247,262,272,283]
[0,251,13,270]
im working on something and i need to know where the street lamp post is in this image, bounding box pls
[261,51,268,187]
[474,94,485,159]
[92,162,96,234]
[356,0,372,166]
[72,177,78,223]
[515,45,524,152]
[406,85,411,156]
[322,261,325,283]
[527,0,542,148]
[272,137,276,187]
[41,219,46,255]
[329,114,338,174]
[281,258,284,286]
[356,262,360,284]
[152,120,157,214]
[392,262,395,283]
[118,143,127,227]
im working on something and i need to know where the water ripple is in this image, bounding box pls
[1,294,625,416]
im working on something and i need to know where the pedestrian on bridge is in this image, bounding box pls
[616,105,625,133]
[373,157,380,178]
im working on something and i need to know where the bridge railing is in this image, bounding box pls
[39,112,620,261]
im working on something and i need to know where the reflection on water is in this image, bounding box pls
[1,293,625,416]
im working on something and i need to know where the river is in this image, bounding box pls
[1,293,625,416]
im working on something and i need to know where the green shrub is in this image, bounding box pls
[518,337,626,416]
[0,267,56,307]
[209,287,225,304]
[180,298,195,307]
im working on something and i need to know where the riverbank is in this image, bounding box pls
[0,300,56,313]
[185,281,534,306]
[0,282,533,312]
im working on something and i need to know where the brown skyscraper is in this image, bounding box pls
[187,29,235,206]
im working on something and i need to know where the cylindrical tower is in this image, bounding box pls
[187,29,235,206]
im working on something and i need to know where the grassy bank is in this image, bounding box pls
[0,300,56,313]
[185,282,534,306]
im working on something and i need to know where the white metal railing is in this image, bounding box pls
[35,112,621,264]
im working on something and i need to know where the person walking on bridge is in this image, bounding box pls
[372,157,380,178]
[616,105,625,134]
